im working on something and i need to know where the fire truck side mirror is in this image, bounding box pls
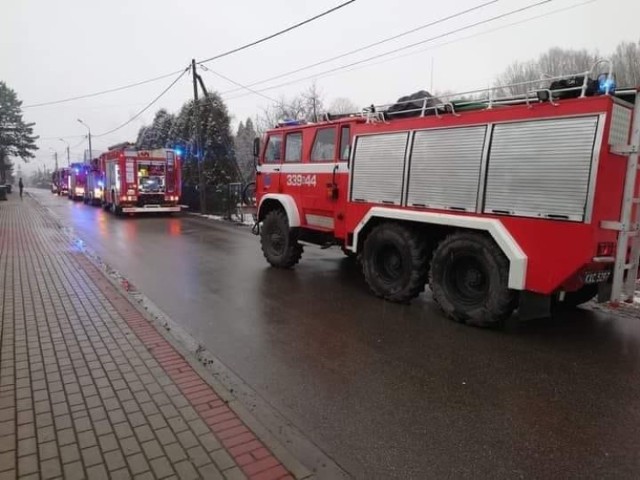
[252,137,260,159]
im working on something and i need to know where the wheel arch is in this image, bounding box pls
[257,194,301,227]
[350,207,527,290]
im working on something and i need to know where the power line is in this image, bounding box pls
[197,0,356,65]
[93,66,189,138]
[225,0,553,101]
[221,0,500,96]
[23,69,186,109]
[23,2,354,111]
[332,0,599,83]
[198,65,278,103]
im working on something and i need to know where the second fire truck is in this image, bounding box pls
[100,143,182,215]
[253,62,640,327]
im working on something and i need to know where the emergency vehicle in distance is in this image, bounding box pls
[68,162,89,201]
[100,143,182,215]
[84,158,104,206]
[53,167,70,196]
[253,61,640,327]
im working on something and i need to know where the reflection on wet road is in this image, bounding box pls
[34,191,640,479]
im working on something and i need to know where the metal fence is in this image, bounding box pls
[181,183,254,222]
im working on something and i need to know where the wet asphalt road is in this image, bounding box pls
[32,190,640,479]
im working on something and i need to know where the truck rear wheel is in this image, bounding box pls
[260,210,303,268]
[362,223,428,303]
[430,232,516,328]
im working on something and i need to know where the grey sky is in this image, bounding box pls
[2,0,639,176]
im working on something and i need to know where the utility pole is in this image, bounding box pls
[54,151,58,172]
[58,138,69,167]
[192,58,206,214]
[195,74,244,184]
[77,119,93,163]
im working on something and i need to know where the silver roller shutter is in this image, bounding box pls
[407,126,487,211]
[484,116,599,222]
[350,132,409,205]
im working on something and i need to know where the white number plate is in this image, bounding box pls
[286,174,317,187]
[583,271,611,284]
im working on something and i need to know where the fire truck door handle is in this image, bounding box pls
[274,168,280,172]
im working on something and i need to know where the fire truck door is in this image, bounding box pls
[299,126,345,232]
[259,133,283,193]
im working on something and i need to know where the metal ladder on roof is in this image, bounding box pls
[610,90,640,303]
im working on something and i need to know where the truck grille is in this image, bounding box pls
[137,194,165,206]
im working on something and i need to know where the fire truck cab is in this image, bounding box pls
[101,143,182,215]
[254,63,640,327]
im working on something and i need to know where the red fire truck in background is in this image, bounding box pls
[68,163,89,200]
[84,158,104,206]
[56,167,70,196]
[100,143,182,215]
[254,62,640,327]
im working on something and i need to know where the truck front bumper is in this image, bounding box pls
[121,205,182,213]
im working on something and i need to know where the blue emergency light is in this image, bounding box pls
[598,73,616,95]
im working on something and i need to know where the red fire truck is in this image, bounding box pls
[254,64,640,327]
[68,163,89,201]
[100,143,182,215]
[84,158,104,206]
[56,167,70,196]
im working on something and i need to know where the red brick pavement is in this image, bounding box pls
[0,194,294,480]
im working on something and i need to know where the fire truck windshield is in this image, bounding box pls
[139,176,164,193]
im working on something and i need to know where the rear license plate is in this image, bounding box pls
[583,270,611,284]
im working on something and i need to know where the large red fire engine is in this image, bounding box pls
[254,63,640,327]
[100,143,182,215]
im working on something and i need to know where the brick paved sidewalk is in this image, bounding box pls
[0,195,293,480]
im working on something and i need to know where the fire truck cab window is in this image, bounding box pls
[284,132,303,163]
[311,128,336,162]
[264,135,282,163]
[340,126,350,161]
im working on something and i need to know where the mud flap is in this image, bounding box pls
[597,282,613,303]
[518,291,551,320]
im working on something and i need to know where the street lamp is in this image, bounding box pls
[58,138,70,166]
[77,119,93,163]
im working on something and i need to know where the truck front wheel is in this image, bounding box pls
[362,223,428,303]
[430,232,516,328]
[260,210,303,268]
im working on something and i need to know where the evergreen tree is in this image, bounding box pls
[136,109,175,149]
[167,93,239,187]
[0,81,38,184]
[234,118,257,182]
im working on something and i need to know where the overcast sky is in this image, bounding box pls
[2,0,639,176]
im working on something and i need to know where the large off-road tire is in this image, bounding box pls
[554,284,598,309]
[361,223,429,303]
[260,210,303,268]
[430,232,516,328]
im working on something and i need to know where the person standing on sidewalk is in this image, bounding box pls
[18,177,23,199]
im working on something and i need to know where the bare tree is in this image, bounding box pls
[611,40,640,87]
[494,60,540,96]
[255,83,327,134]
[328,97,359,115]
